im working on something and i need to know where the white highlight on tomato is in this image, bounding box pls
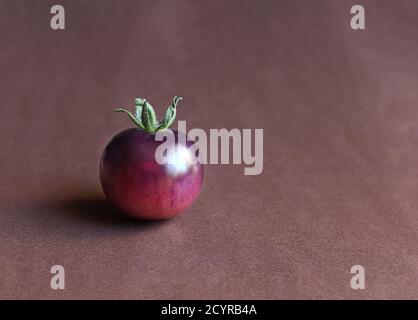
[166,144,194,176]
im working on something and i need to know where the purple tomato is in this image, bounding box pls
[100,97,204,220]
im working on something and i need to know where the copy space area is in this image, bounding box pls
[1,0,418,299]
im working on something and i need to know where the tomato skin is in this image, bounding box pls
[100,128,204,220]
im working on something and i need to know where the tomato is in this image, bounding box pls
[100,97,204,219]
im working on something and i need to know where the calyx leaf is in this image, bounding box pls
[115,96,183,133]
[114,108,144,129]
[157,96,183,131]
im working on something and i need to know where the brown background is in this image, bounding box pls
[1,0,418,299]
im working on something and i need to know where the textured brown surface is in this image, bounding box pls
[1,0,418,299]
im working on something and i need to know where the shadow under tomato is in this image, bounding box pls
[48,190,165,228]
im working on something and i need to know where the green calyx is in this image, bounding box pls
[115,96,183,133]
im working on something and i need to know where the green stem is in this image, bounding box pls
[115,96,183,133]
